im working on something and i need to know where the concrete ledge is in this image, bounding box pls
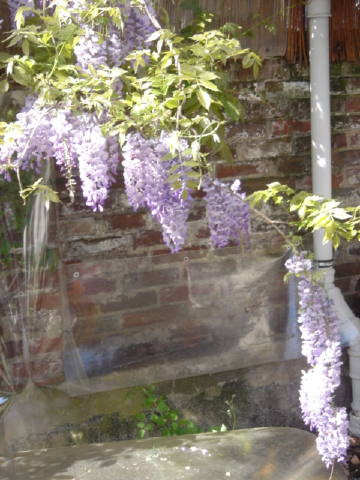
[1,427,346,480]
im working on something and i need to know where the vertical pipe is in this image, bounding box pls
[307,0,333,264]
[307,0,360,436]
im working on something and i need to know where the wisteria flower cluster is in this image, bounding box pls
[122,132,193,252]
[73,0,156,72]
[285,252,349,468]
[203,177,250,248]
[0,99,119,211]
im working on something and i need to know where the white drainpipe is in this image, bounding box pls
[307,0,360,435]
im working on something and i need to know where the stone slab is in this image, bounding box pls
[0,427,346,480]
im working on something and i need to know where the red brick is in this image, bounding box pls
[36,293,61,311]
[335,262,360,277]
[292,120,311,133]
[332,133,347,150]
[67,218,96,236]
[272,120,311,136]
[35,374,65,386]
[70,301,100,317]
[332,173,344,188]
[100,290,158,313]
[346,97,360,113]
[124,267,180,289]
[151,248,207,265]
[277,156,310,175]
[333,150,360,167]
[110,213,145,230]
[334,277,351,293]
[123,304,184,328]
[216,163,258,178]
[243,176,296,194]
[81,277,116,295]
[31,355,63,379]
[29,336,63,355]
[12,362,30,378]
[159,286,189,304]
[196,227,210,239]
[187,258,236,281]
[188,204,206,221]
[4,340,23,359]
[191,283,216,297]
[134,230,163,248]
[349,132,360,147]
[74,315,122,341]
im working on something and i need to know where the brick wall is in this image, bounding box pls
[1,58,360,393]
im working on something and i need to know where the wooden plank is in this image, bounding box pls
[156,0,288,57]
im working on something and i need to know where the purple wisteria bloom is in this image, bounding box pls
[285,252,349,468]
[122,132,193,253]
[203,176,250,248]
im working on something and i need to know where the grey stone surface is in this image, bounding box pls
[1,427,346,480]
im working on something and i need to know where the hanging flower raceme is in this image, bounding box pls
[203,177,250,248]
[285,252,349,468]
[122,132,193,253]
[73,0,156,72]
[0,100,119,212]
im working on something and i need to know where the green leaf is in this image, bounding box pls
[219,142,233,163]
[0,79,9,93]
[146,30,162,43]
[222,99,242,121]
[332,208,351,220]
[12,67,31,87]
[196,88,211,110]
[199,79,219,91]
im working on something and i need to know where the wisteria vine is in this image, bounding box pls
[285,252,349,468]
[0,0,355,468]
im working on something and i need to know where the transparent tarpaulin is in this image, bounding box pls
[0,185,301,454]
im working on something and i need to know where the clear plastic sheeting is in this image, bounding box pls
[0,179,301,453]
[60,249,300,395]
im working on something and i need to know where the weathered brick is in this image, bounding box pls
[81,277,117,295]
[100,290,157,313]
[36,293,61,311]
[4,340,23,359]
[134,230,163,248]
[124,267,180,289]
[332,133,347,150]
[346,77,360,93]
[159,286,189,304]
[277,155,310,175]
[70,300,100,317]
[335,262,360,277]
[196,227,210,239]
[333,149,360,167]
[340,167,360,187]
[349,132,360,147]
[346,96,360,113]
[74,315,122,341]
[187,258,237,282]
[110,213,145,230]
[292,135,311,154]
[243,176,295,194]
[29,336,63,355]
[31,354,64,381]
[123,304,184,328]
[331,95,346,113]
[66,218,97,236]
[216,163,258,178]
[12,362,30,379]
[188,204,206,221]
